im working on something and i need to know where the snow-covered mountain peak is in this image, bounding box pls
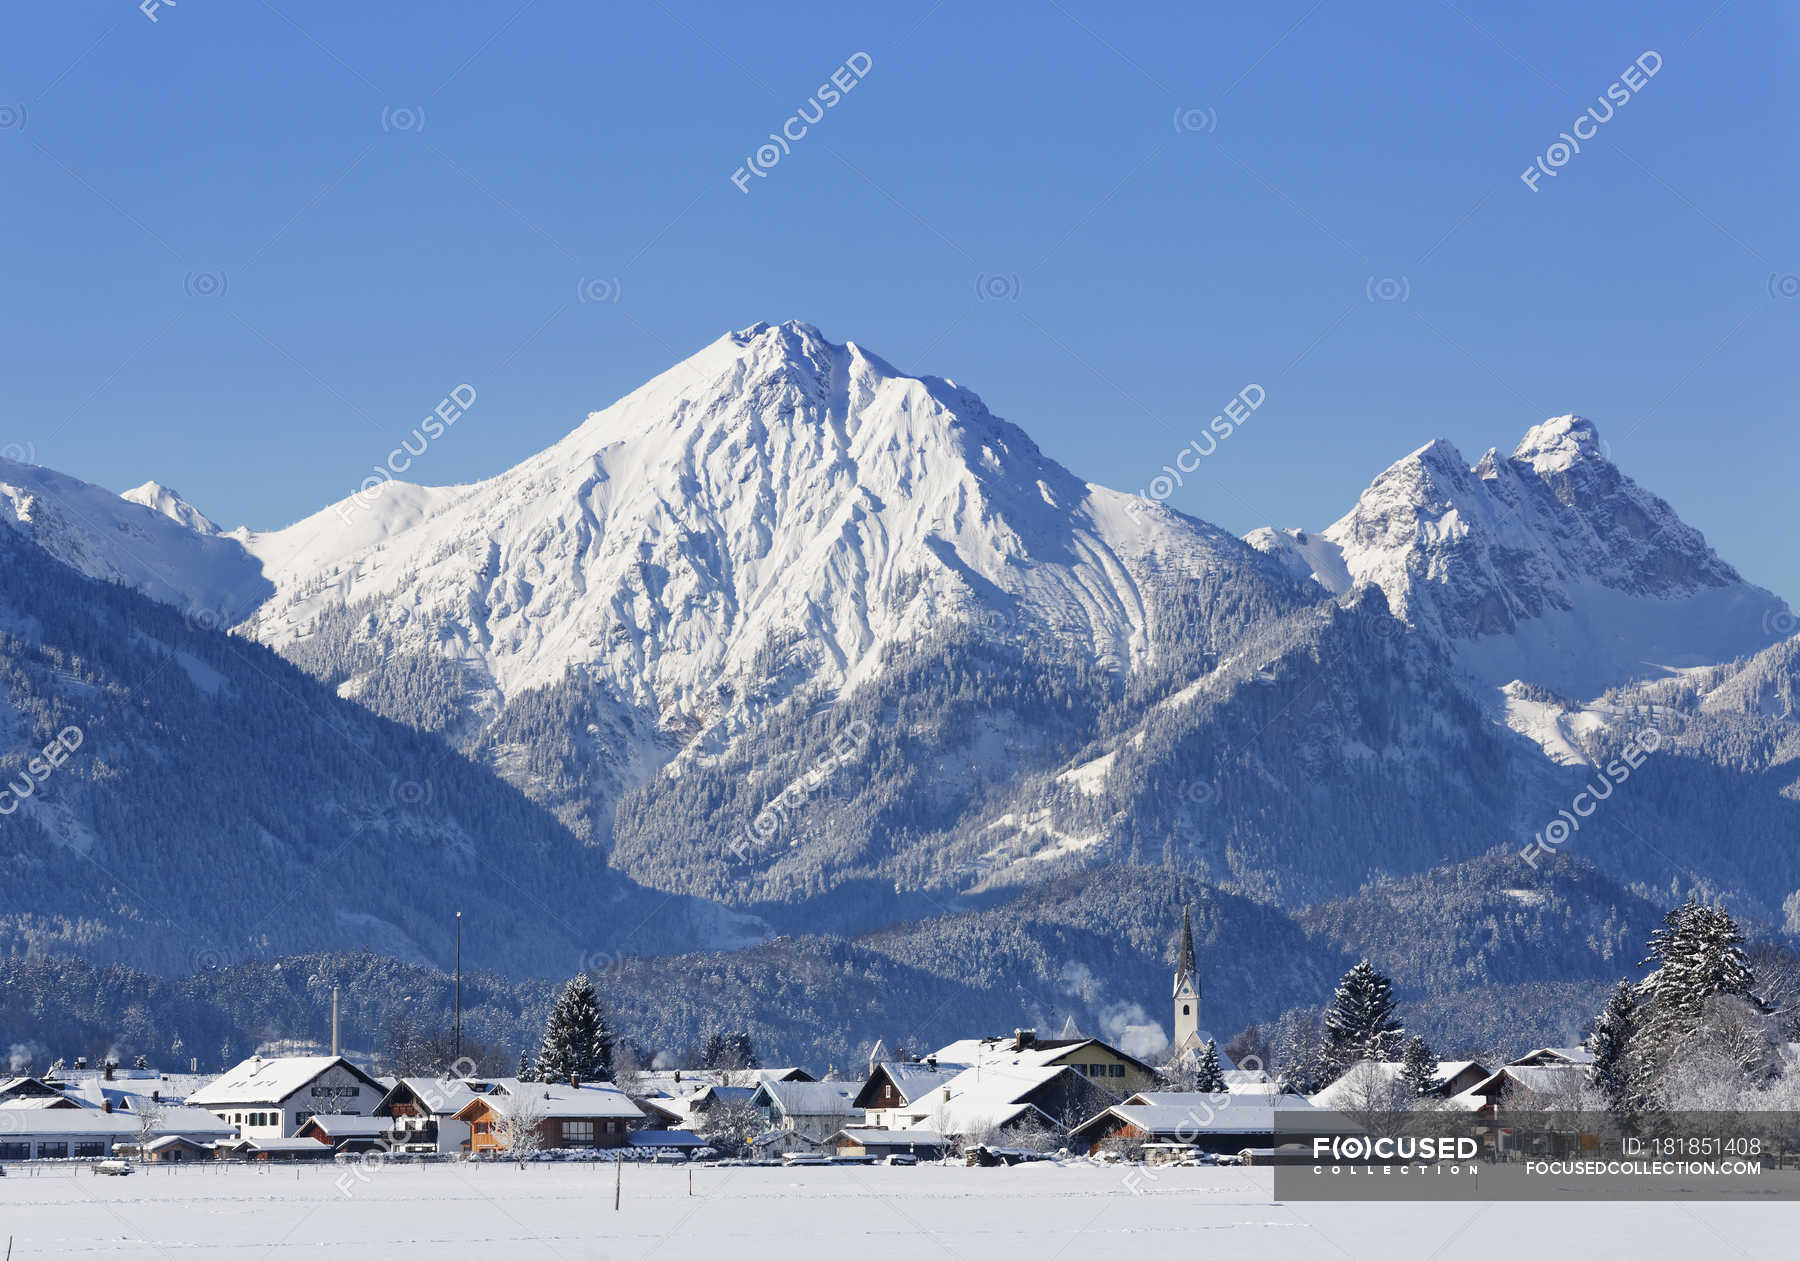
[1247,415,1790,695]
[1510,413,1604,474]
[121,481,221,536]
[234,323,1287,766]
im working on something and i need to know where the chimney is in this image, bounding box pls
[570,1073,580,1089]
[104,1062,115,1081]
[152,1090,161,1103]
[103,1099,113,1113]
[76,1056,89,1070]
[1013,1029,1036,1052]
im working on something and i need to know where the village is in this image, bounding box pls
[7,904,1756,1176]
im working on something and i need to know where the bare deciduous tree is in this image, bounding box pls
[493,1086,547,1167]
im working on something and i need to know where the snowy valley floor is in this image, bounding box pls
[2,1161,1796,1260]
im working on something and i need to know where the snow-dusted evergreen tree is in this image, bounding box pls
[516,1048,536,1082]
[533,972,614,1083]
[1637,898,1756,1061]
[1587,979,1644,1120]
[1398,1035,1439,1097]
[1269,1009,1330,1095]
[1322,960,1404,1077]
[700,1030,759,1082]
[1193,1039,1226,1093]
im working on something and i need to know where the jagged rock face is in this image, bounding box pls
[1248,416,1788,695]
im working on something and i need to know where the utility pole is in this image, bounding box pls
[454,910,462,1064]
[331,987,340,1057]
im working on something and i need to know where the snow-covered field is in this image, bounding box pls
[2,1161,1795,1259]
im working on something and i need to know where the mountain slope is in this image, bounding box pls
[0,525,738,975]
[0,458,269,623]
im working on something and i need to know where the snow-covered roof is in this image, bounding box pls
[1308,1060,1490,1109]
[834,1127,948,1147]
[865,1061,967,1104]
[0,1106,226,1138]
[628,1129,707,1148]
[457,1079,644,1121]
[142,1134,213,1152]
[753,1080,860,1118]
[295,1114,393,1137]
[929,1036,1154,1074]
[230,1137,336,1153]
[936,1062,1070,1107]
[187,1056,379,1107]
[0,1111,141,1136]
[148,1107,236,1137]
[926,1100,1050,1137]
[0,1095,81,1110]
[378,1077,480,1118]
[1447,1064,1589,1110]
[1510,1047,1595,1067]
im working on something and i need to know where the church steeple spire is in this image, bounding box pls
[1173,905,1197,997]
[1172,905,1201,1053]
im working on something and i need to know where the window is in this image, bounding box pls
[75,1143,104,1158]
[37,1143,68,1159]
[0,1142,27,1160]
[1182,1004,1191,1015]
[1108,1064,1125,1078]
[563,1120,595,1145]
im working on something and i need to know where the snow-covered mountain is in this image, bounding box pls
[1246,416,1789,697]
[0,458,269,623]
[242,321,1289,711]
[215,321,1307,841]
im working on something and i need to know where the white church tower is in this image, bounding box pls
[1172,905,1201,1054]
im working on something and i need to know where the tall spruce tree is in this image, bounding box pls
[516,1048,536,1082]
[1398,1035,1439,1097]
[1587,979,1643,1120]
[1193,1039,1226,1093]
[1322,959,1404,1077]
[533,972,615,1083]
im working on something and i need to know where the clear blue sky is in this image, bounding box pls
[5,1,1796,599]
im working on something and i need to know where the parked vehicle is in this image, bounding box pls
[883,1153,918,1166]
[94,1159,134,1176]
